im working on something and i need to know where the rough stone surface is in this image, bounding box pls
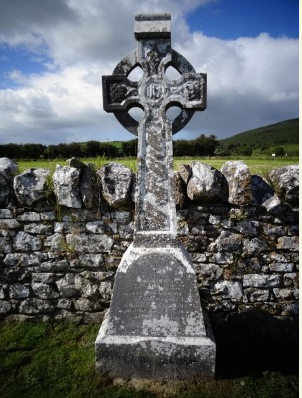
[13,168,50,206]
[221,161,252,206]
[174,171,186,208]
[52,165,82,208]
[179,164,192,184]
[187,162,228,203]
[251,175,274,205]
[80,164,98,209]
[98,163,133,209]
[268,165,299,207]
[0,157,19,207]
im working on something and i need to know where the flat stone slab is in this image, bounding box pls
[95,323,215,379]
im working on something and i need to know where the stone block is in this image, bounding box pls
[24,223,53,235]
[19,298,53,314]
[187,162,228,203]
[32,282,59,299]
[14,232,42,251]
[66,233,113,253]
[13,168,50,206]
[243,288,270,303]
[17,211,41,222]
[178,163,192,184]
[0,219,20,229]
[9,284,30,299]
[0,300,11,314]
[269,262,294,273]
[243,237,268,256]
[243,274,282,288]
[221,160,252,206]
[276,236,299,251]
[52,165,82,208]
[213,281,243,301]
[0,209,13,219]
[250,174,274,205]
[0,157,18,207]
[273,288,295,300]
[98,163,133,209]
[268,165,299,207]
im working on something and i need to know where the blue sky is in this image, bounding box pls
[0,0,299,145]
[188,0,299,39]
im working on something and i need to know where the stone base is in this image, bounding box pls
[95,314,216,379]
[95,242,216,379]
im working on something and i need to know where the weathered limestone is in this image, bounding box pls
[268,165,299,207]
[0,157,18,207]
[95,13,215,379]
[14,168,50,206]
[52,165,82,208]
[221,160,252,206]
[98,162,133,209]
[187,162,228,203]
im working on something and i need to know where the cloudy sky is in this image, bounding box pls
[0,0,299,145]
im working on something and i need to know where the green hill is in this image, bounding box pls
[217,118,299,156]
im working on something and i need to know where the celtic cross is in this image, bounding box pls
[96,13,215,379]
[103,13,206,244]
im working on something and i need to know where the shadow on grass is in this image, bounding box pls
[211,309,299,379]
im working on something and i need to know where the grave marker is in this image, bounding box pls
[95,12,215,379]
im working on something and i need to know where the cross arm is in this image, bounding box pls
[102,75,140,113]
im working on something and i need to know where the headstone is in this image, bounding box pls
[95,13,215,379]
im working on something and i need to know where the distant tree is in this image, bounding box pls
[173,139,195,156]
[22,143,45,159]
[273,146,286,156]
[194,134,219,156]
[0,143,22,159]
[122,139,138,157]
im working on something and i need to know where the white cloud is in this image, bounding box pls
[0,0,298,144]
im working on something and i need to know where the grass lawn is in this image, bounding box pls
[15,156,298,177]
[0,321,298,398]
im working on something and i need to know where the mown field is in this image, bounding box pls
[0,321,298,398]
[15,155,299,177]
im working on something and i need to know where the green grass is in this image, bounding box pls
[0,321,298,398]
[15,156,298,177]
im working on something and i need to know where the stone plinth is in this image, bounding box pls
[95,242,215,379]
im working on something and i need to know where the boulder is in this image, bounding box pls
[178,163,192,184]
[268,165,299,207]
[250,175,274,205]
[52,165,82,208]
[174,171,186,208]
[187,162,228,203]
[98,162,133,209]
[221,161,252,206]
[67,157,86,169]
[0,157,19,207]
[80,164,98,209]
[13,168,50,206]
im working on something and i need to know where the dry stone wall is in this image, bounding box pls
[0,157,299,325]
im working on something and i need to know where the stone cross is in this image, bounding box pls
[102,13,206,242]
[96,13,215,380]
